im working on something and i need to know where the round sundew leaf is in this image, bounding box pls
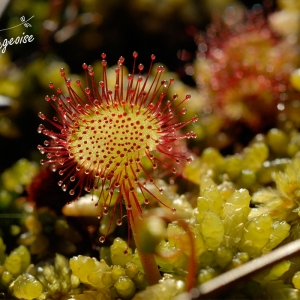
[38,53,197,239]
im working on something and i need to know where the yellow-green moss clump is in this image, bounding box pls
[7,253,81,300]
[0,242,31,290]
[70,238,147,300]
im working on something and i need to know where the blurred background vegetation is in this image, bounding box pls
[0,0,266,172]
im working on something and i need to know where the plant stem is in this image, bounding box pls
[130,204,162,285]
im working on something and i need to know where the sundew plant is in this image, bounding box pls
[37,51,198,284]
[3,2,300,300]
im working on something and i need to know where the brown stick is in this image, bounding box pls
[193,239,300,299]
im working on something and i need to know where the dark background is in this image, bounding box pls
[0,0,269,172]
